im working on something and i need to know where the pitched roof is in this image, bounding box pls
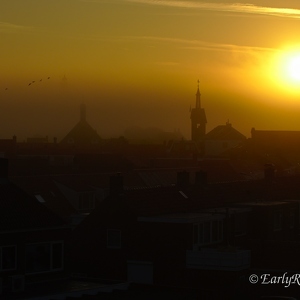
[11,175,77,220]
[206,123,246,140]
[0,181,66,232]
[60,120,101,145]
[88,171,300,216]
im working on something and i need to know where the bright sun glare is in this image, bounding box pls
[286,54,300,82]
[273,48,300,89]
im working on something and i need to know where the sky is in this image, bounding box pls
[2,0,300,140]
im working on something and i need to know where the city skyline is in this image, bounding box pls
[1,0,300,140]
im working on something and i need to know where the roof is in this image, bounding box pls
[205,123,246,141]
[11,175,77,220]
[72,173,300,244]
[138,212,225,223]
[60,120,101,145]
[251,128,300,150]
[0,181,66,232]
[90,172,300,215]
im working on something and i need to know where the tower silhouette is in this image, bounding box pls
[190,80,207,153]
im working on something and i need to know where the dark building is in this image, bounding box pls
[0,135,17,158]
[190,81,207,154]
[251,128,300,153]
[0,158,70,297]
[69,171,300,299]
[60,104,101,146]
[205,121,246,156]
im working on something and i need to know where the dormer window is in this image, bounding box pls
[234,212,248,236]
[289,211,295,229]
[78,192,95,211]
[35,194,45,203]
[107,229,121,249]
[273,212,282,231]
[0,245,16,271]
[193,219,223,246]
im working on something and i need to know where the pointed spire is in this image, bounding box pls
[196,79,201,108]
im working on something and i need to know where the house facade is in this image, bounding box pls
[70,172,300,299]
[0,158,70,297]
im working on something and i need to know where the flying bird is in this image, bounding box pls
[28,83,31,86]
[40,79,42,82]
[47,77,50,79]
[32,81,35,83]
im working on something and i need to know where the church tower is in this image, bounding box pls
[190,80,207,145]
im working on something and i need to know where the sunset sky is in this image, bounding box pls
[1,0,300,140]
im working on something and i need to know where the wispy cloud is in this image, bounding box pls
[80,0,300,19]
[0,21,32,32]
[125,0,300,19]
[124,35,275,54]
[120,35,278,68]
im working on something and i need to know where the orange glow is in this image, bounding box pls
[269,47,300,93]
[286,54,300,82]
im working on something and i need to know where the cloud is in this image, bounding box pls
[124,35,275,54]
[124,0,300,19]
[0,21,32,32]
[122,35,278,68]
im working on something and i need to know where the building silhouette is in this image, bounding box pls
[60,103,101,146]
[190,81,207,153]
[205,121,246,156]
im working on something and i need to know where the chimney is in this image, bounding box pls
[53,137,57,144]
[110,173,124,196]
[195,170,207,186]
[177,171,189,189]
[0,158,9,179]
[80,103,86,122]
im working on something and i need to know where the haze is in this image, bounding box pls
[2,0,300,141]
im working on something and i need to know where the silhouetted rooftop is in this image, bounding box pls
[206,123,246,140]
[60,119,101,145]
[0,180,66,231]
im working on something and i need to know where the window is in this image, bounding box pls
[194,220,223,246]
[0,245,16,271]
[193,224,198,244]
[107,230,121,249]
[78,193,95,211]
[289,212,295,229]
[25,241,63,274]
[35,194,46,203]
[273,212,282,231]
[234,212,248,236]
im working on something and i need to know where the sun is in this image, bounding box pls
[286,54,300,82]
[277,48,300,85]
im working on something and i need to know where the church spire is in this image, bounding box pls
[190,80,207,149]
[196,79,201,108]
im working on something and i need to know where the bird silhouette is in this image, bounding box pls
[47,77,50,79]
[28,83,31,86]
